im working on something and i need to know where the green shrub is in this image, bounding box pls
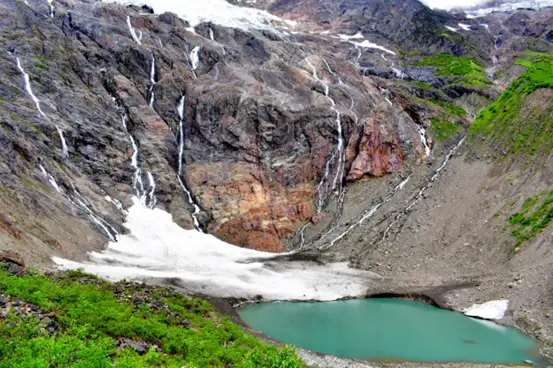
[469,52,553,156]
[0,270,306,367]
[418,53,489,86]
[430,119,460,141]
[509,190,553,249]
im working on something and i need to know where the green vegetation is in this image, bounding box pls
[430,118,460,141]
[469,52,553,156]
[428,99,466,116]
[411,81,440,91]
[418,53,489,86]
[0,269,305,368]
[509,189,553,248]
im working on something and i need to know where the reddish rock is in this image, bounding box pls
[187,162,315,252]
[0,214,22,240]
[311,212,326,224]
[0,250,25,267]
[346,113,403,181]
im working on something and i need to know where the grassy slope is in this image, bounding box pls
[469,52,553,156]
[418,53,490,86]
[0,269,305,368]
[467,52,553,249]
[508,190,553,249]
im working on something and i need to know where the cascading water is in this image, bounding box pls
[56,126,69,157]
[305,57,346,209]
[380,137,466,242]
[16,55,68,157]
[148,53,156,108]
[39,165,119,241]
[146,171,157,208]
[120,115,156,209]
[189,46,201,78]
[417,126,431,157]
[39,164,61,193]
[209,28,215,41]
[105,195,127,215]
[47,0,54,17]
[176,96,203,231]
[16,57,45,117]
[126,16,142,45]
[322,176,411,249]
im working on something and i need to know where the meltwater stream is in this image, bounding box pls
[240,299,541,364]
[304,57,345,211]
[177,96,202,231]
[16,56,68,157]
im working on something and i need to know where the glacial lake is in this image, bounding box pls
[239,298,541,364]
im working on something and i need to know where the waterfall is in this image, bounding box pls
[47,0,54,17]
[323,58,342,84]
[176,96,203,231]
[105,195,127,215]
[354,44,362,62]
[148,53,156,108]
[190,46,201,71]
[39,164,61,193]
[349,96,358,124]
[121,115,156,209]
[16,57,46,117]
[146,171,157,208]
[381,137,465,241]
[56,126,69,157]
[209,28,215,41]
[330,110,344,193]
[16,56,68,156]
[39,165,119,241]
[126,16,142,45]
[305,57,346,210]
[417,126,431,157]
[323,176,411,249]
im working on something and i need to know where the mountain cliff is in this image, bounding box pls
[1,0,553,366]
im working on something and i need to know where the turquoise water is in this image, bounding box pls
[239,298,540,364]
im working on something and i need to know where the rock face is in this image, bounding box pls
[0,0,438,255]
[345,111,407,181]
[3,0,551,257]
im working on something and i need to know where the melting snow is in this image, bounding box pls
[445,26,459,32]
[337,32,364,41]
[351,40,395,55]
[464,300,509,320]
[465,0,553,17]
[53,197,379,301]
[458,23,472,31]
[111,0,295,30]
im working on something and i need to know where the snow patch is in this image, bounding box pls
[465,0,553,17]
[458,23,472,31]
[464,300,509,320]
[111,0,295,31]
[445,26,459,32]
[53,197,379,301]
[351,40,395,55]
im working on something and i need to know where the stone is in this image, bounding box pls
[118,338,148,356]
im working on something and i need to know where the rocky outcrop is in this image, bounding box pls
[345,113,404,181]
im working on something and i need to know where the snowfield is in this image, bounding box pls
[110,0,295,30]
[54,197,380,301]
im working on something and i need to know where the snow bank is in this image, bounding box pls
[463,300,509,320]
[53,197,378,301]
[110,0,295,30]
[465,1,553,17]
